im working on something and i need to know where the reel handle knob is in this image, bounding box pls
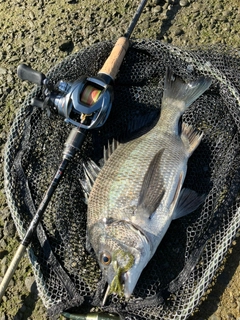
[17,64,46,86]
[31,98,45,109]
[98,37,129,81]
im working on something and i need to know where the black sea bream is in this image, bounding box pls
[84,68,212,302]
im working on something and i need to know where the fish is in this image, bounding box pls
[82,68,212,303]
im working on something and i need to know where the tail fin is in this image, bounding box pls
[162,68,212,112]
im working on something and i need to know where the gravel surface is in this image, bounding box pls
[0,0,239,319]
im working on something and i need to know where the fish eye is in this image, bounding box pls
[100,251,112,266]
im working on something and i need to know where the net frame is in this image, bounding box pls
[4,39,240,319]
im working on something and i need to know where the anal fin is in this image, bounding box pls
[170,171,184,212]
[173,188,205,220]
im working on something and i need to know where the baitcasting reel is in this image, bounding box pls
[17,64,114,129]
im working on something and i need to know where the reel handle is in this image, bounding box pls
[98,37,129,81]
[17,64,46,86]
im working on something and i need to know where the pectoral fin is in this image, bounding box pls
[172,188,205,220]
[137,149,165,218]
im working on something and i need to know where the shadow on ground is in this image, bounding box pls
[156,1,183,40]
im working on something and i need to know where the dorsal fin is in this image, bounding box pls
[80,159,101,203]
[104,139,120,163]
[137,149,165,218]
[181,123,203,156]
[80,139,120,203]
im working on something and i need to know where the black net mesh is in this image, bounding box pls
[4,40,240,319]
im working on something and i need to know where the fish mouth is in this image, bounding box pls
[105,268,142,300]
[122,269,141,299]
[102,271,132,305]
[122,271,132,299]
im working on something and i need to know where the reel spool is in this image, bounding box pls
[81,85,102,106]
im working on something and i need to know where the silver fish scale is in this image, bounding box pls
[87,125,187,236]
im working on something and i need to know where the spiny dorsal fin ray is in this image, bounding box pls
[80,159,101,203]
[80,139,120,202]
[172,188,206,220]
[181,123,203,156]
[104,139,120,163]
[137,149,165,218]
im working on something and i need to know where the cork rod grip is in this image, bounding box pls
[99,37,129,80]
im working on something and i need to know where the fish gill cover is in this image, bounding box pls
[4,40,240,319]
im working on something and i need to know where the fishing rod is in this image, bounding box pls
[0,0,148,301]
